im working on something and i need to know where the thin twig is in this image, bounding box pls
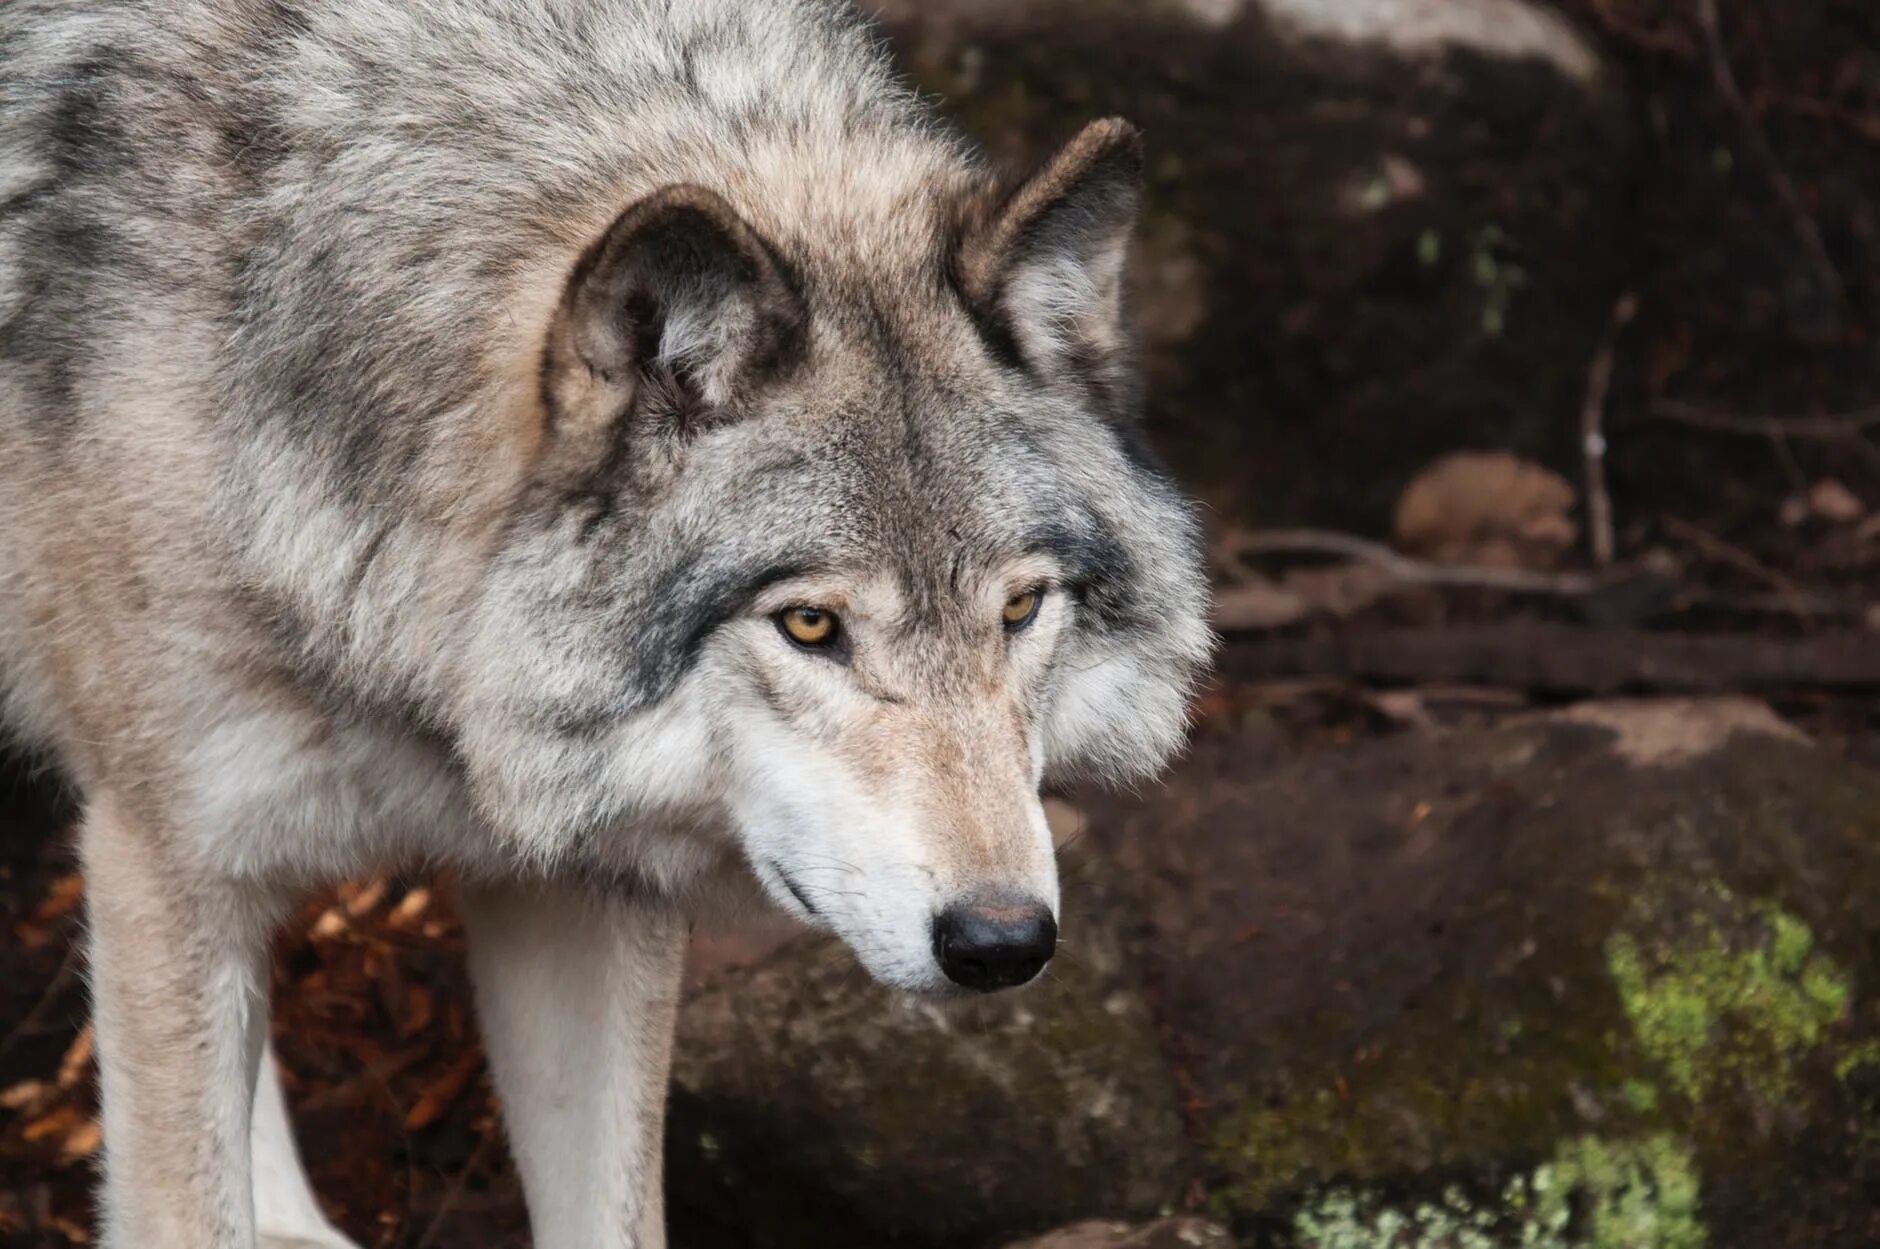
[1660,515,1819,621]
[1696,0,1843,306]
[413,1123,500,1249]
[1586,0,1697,57]
[1217,527,1863,626]
[1760,92,1880,146]
[1649,400,1880,438]
[1219,624,1880,694]
[0,946,80,1065]
[1581,292,1637,567]
[1224,528,1596,595]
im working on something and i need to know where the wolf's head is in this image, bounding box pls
[459,120,1211,994]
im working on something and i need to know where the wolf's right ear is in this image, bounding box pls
[545,186,805,440]
[957,119,1144,396]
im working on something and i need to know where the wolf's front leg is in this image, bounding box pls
[460,881,686,1249]
[82,795,278,1249]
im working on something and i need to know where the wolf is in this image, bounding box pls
[0,0,1211,1245]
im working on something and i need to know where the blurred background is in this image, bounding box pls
[4,1,1879,1245]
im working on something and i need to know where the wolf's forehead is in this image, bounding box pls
[794,465,1130,625]
[779,409,1098,544]
[728,331,1147,581]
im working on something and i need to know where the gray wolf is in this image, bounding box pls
[0,1,1211,1244]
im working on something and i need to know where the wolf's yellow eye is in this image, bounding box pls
[778,606,839,648]
[1002,588,1042,631]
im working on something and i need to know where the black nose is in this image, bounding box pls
[932,897,1057,992]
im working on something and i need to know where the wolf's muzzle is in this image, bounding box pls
[931,896,1057,991]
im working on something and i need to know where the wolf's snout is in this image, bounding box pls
[931,896,1057,992]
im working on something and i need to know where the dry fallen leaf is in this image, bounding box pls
[390,888,433,929]
[59,1117,102,1163]
[399,985,436,1039]
[342,878,390,918]
[13,873,85,947]
[310,908,350,941]
[57,1023,93,1089]
[33,875,84,925]
[404,1049,480,1132]
[50,1216,90,1244]
[0,1079,49,1112]
[22,1103,84,1144]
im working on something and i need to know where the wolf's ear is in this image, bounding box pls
[546,186,805,437]
[959,119,1144,392]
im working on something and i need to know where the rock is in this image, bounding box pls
[665,849,1188,1248]
[666,698,1880,1247]
[1004,1218,1235,1248]
[1104,698,1880,1247]
[1258,0,1601,84]
[1391,450,1578,568]
[863,0,1628,530]
[1807,478,1865,524]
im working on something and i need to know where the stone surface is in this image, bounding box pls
[863,0,1628,531]
[1106,699,1880,1247]
[1004,1218,1235,1248]
[666,849,1189,1248]
[666,699,1880,1247]
[1258,0,1601,82]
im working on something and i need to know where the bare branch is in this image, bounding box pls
[1222,528,1596,595]
[1581,292,1637,568]
[1695,0,1843,307]
[1649,400,1880,439]
[1220,623,1880,695]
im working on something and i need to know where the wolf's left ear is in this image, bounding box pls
[958,118,1144,392]
[546,185,805,440]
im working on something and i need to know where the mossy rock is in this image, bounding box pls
[1101,700,1880,1248]
[1005,1218,1236,1249]
[665,848,1189,1249]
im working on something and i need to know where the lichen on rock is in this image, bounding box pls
[1289,1133,1704,1249]
[1605,884,1880,1107]
[1115,706,1880,1247]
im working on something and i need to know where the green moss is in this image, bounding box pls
[1289,1135,1703,1249]
[1204,968,1661,1216]
[1621,1080,1659,1114]
[1604,887,1880,1105]
[1207,880,1880,1231]
[1533,1136,1704,1249]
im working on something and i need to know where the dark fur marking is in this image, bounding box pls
[941,228,1030,376]
[673,560,818,661]
[46,213,119,274]
[0,184,54,222]
[214,90,289,184]
[48,51,134,180]
[342,523,395,614]
[1030,509,1141,634]
[257,0,315,39]
[539,557,820,739]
